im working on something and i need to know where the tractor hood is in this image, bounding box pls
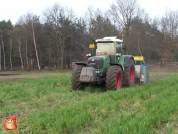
[88,56,110,75]
[88,56,103,69]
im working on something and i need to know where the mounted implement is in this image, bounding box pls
[134,56,149,84]
[71,36,135,90]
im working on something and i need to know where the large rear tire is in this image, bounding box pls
[71,65,84,90]
[106,65,123,90]
[123,59,135,87]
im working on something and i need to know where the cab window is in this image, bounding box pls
[116,42,122,53]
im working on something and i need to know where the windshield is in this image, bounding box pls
[96,42,115,56]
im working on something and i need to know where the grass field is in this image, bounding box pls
[0,67,178,134]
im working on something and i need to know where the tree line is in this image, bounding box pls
[0,0,178,70]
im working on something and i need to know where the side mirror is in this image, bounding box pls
[122,44,126,49]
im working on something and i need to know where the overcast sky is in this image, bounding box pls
[0,0,177,24]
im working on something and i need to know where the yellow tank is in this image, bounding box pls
[134,56,144,61]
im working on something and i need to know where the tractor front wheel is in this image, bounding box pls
[71,65,84,90]
[123,59,135,87]
[106,65,123,90]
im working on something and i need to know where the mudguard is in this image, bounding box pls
[123,55,134,67]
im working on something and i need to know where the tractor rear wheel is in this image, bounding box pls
[123,59,135,87]
[71,65,84,90]
[106,65,123,90]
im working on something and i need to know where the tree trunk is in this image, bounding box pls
[57,41,60,69]
[57,33,61,70]
[60,40,64,69]
[25,41,29,70]
[69,50,72,68]
[48,43,51,67]
[9,39,13,70]
[69,37,73,68]
[137,37,142,56]
[31,21,40,70]
[18,40,24,70]
[1,36,6,70]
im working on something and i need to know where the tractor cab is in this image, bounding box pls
[88,36,125,57]
[95,36,125,56]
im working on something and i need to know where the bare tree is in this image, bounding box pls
[43,4,61,69]
[15,17,30,70]
[165,10,178,39]
[43,3,75,69]
[31,16,41,70]
[18,17,30,70]
[20,13,41,70]
[15,31,24,70]
[109,0,144,53]
[15,17,29,70]
[1,35,6,70]
[158,10,178,67]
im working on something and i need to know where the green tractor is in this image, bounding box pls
[71,36,135,90]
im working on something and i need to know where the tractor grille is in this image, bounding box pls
[88,57,104,69]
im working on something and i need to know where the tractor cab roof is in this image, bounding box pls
[96,36,123,43]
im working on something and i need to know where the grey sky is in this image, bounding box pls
[0,0,177,24]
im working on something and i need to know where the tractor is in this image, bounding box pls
[71,36,135,90]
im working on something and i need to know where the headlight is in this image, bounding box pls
[96,71,99,73]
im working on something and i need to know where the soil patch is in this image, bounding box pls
[0,74,20,76]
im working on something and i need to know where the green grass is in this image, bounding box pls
[0,71,178,134]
